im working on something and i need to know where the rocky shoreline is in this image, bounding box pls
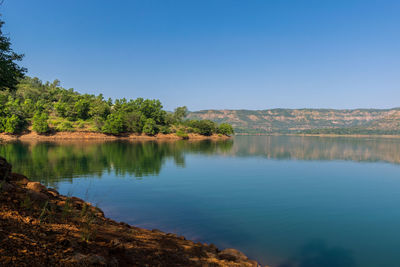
[0,131,231,142]
[0,156,261,267]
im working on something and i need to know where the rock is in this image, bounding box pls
[209,243,218,252]
[0,156,12,181]
[167,233,177,238]
[10,173,30,184]
[26,182,47,193]
[151,229,162,234]
[110,239,122,248]
[47,188,59,197]
[119,221,130,227]
[218,248,248,262]
[27,189,49,202]
[0,182,15,192]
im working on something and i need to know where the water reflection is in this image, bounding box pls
[1,135,400,187]
[0,140,233,186]
[232,135,400,164]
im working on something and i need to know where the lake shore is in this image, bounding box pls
[0,131,231,142]
[0,156,261,267]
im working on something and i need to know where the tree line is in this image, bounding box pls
[0,15,233,137]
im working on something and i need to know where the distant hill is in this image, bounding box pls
[187,108,400,134]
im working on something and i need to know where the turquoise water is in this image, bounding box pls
[2,136,400,266]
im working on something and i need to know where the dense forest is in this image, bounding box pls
[0,76,234,136]
[0,15,233,137]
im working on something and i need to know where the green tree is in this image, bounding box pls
[102,113,125,134]
[4,114,25,133]
[22,98,35,118]
[55,102,68,117]
[0,16,26,91]
[89,94,110,119]
[217,123,234,135]
[174,106,188,123]
[124,111,145,133]
[74,98,91,120]
[143,118,156,135]
[187,119,216,136]
[32,112,50,134]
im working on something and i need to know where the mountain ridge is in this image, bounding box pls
[187,108,400,134]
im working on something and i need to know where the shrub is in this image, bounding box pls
[54,102,67,117]
[187,119,216,136]
[217,123,234,135]
[93,116,105,131]
[159,125,171,134]
[74,99,91,120]
[176,129,189,139]
[4,115,25,134]
[0,118,6,132]
[102,113,125,134]
[143,118,156,135]
[124,111,145,133]
[56,121,74,132]
[32,112,50,134]
[76,120,85,129]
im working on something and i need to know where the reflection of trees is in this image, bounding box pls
[0,140,234,186]
[278,240,357,267]
[232,136,400,164]
[2,136,399,187]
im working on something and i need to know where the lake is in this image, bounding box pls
[1,135,400,267]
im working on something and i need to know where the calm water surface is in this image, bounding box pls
[2,136,400,267]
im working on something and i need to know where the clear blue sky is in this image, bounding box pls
[2,0,399,111]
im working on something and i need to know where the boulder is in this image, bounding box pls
[0,156,12,181]
[27,189,49,202]
[47,188,59,197]
[9,173,30,184]
[26,182,47,193]
[218,248,248,262]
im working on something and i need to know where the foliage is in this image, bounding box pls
[32,112,50,134]
[186,119,216,136]
[0,76,232,136]
[173,106,188,123]
[3,114,25,134]
[143,118,156,135]
[176,129,189,139]
[217,123,234,135]
[74,99,90,120]
[159,125,171,134]
[0,17,26,91]
[102,113,125,134]
[56,121,74,132]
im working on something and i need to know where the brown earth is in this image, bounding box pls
[0,157,262,267]
[0,131,231,142]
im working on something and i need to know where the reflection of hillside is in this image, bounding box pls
[0,140,233,187]
[1,136,399,187]
[231,136,400,164]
